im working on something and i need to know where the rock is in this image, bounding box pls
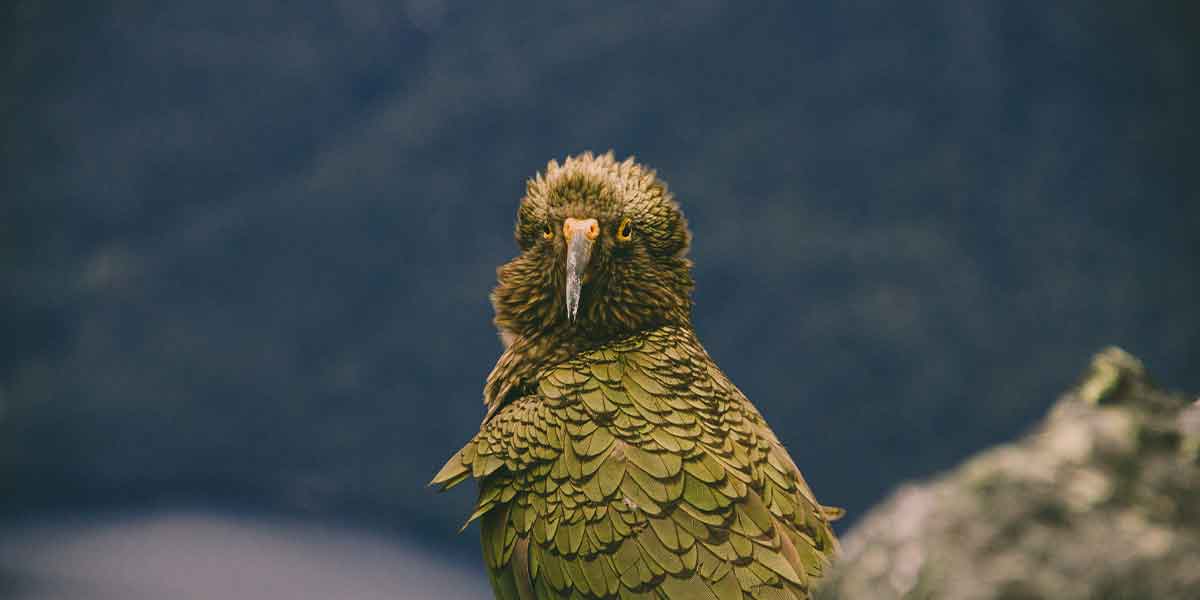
[820,347,1200,600]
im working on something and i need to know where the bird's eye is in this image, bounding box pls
[616,218,634,242]
[541,223,554,241]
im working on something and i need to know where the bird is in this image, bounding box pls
[432,152,840,600]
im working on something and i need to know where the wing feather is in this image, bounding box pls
[434,326,838,599]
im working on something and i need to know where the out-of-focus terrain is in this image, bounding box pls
[2,1,1196,594]
[0,511,488,600]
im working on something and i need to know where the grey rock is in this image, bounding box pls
[821,347,1200,600]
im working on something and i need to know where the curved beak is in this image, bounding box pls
[563,217,598,321]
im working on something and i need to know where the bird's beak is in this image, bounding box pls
[563,217,598,321]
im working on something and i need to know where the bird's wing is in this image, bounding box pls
[431,326,837,599]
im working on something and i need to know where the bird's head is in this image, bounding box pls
[491,152,694,347]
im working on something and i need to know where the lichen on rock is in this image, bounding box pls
[820,347,1200,600]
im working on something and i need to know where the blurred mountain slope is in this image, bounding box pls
[1,1,1197,550]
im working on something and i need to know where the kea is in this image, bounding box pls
[432,152,840,600]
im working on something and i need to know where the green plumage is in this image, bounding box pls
[433,153,839,599]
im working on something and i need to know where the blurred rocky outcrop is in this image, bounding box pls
[821,347,1200,600]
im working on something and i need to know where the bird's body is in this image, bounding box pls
[433,153,838,599]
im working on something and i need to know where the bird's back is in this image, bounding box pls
[433,325,838,600]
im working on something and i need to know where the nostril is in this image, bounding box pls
[564,218,601,241]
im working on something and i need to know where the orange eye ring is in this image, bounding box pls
[542,223,554,240]
[616,218,634,242]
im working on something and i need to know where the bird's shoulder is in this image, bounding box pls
[432,324,840,599]
[433,324,783,485]
[432,324,722,488]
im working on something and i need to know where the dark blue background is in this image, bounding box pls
[3,0,1197,564]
